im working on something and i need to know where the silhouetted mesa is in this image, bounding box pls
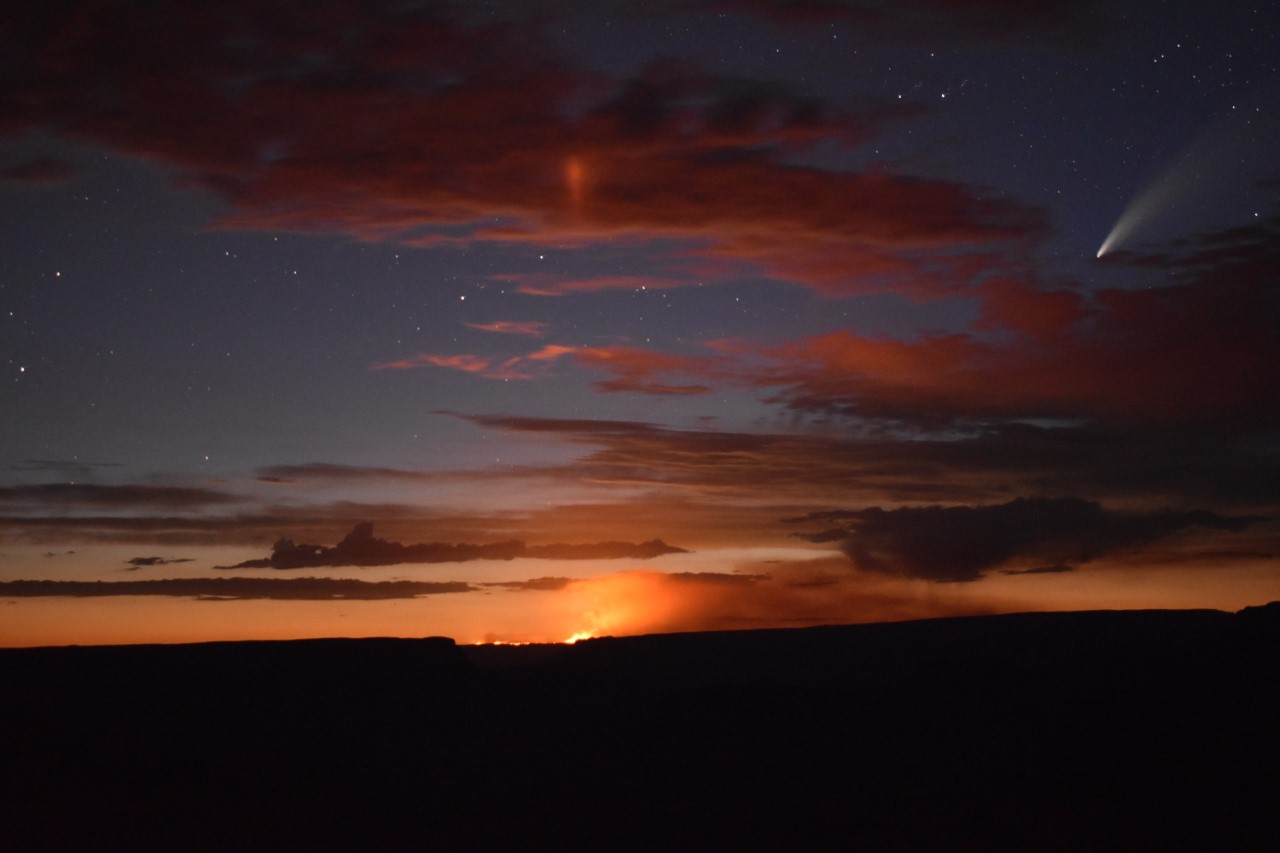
[2,606,1276,850]
[220,521,688,569]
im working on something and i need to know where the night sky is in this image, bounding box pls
[2,0,1277,646]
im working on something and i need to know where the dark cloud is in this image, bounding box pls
[0,509,434,547]
[1003,564,1073,575]
[221,522,688,569]
[528,540,690,560]
[666,571,768,585]
[1106,208,1280,276]
[789,528,851,544]
[456,414,1280,514]
[0,157,75,185]
[811,497,1259,582]
[484,577,574,592]
[125,556,195,569]
[255,463,442,484]
[0,577,474,601]
[0,483,240,509]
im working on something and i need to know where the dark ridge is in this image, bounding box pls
[2,607,1276,851]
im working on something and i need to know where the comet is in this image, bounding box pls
[1096,91,1268,260]
[1096,171,1182,259]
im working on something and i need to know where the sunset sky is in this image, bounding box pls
[2,0,1277,646]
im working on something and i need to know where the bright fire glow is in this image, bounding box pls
[564,630,594,644]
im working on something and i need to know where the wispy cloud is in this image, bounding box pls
[0,577,474,601]
[494,274,687,297]
[221,522,687,569]
[463,320,549,337]
[0,483,240,510]
[371,346,575,379]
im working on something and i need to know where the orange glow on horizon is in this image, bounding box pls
[3,549,1277,649]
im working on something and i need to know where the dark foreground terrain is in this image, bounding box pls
[3,606,1278,851]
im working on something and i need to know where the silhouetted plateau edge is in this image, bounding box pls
[3,604,1276,851]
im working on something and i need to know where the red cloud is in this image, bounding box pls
[494,274,687,297]
[463,272,1276,426]
[594,379,712,396]
[374,342,715,395]
[372,346,575,380]
[749,273,1279,424]
[3,2,1045,298]
[574,346,716,396]
[463,321,549,337]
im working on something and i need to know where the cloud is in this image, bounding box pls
[1002,564,1073,575]
[494,274,688,297]
[0,577,474,601]
[371,346,575,379]
[374,207,1278,443]
[557,562,1002,637]
[221,521,688,569]
[0,483,240,510]
[0,508,453,547]
[454,414,1280,512]
[125,556,196,569]
[9,460,121,475]
[592,379,712,396]
[255,463,443,484]
[789,497,1259,582]
[463,320,549,337]
[394,343,716,394]
[481,267,1278,427]
[484,577,574,592]
[2,2,1045,298]
[573,346,718,396]
[380,343,717,395]
[528,540,690,560]
[0,158,76,185]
